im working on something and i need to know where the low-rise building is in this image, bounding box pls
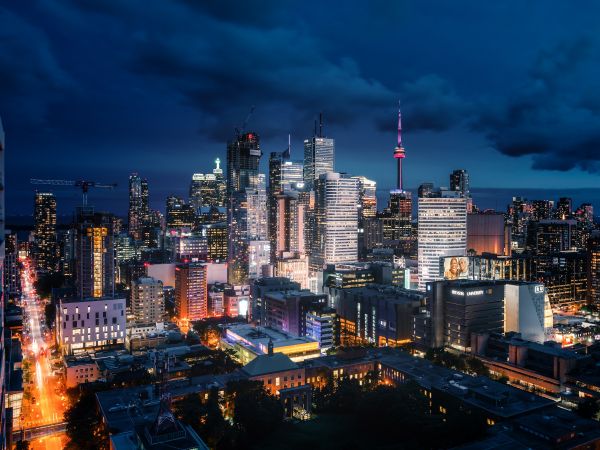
[65,355,101,387]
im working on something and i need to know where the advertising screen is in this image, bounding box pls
[442,256,470,280]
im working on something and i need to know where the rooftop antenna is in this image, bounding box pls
[319,112,323,137]
[314,119,317,137]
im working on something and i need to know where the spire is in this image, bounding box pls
[319,112,323,138]
[397,101,402,147]
[283,134,291,159]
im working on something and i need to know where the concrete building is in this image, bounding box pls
[417,190,467,290]
[33,192,57,273]
[262,290,328,336]
[275,252,309,289]
[175,263,207,321]
[504,282,553,343]
[56,296,126,355]
[223,284,250,318]
[467,212,509,256]
[131,277,165,325]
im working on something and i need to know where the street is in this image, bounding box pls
[20,258,68,450]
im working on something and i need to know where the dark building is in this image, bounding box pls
[450,169,469,197]
[531,199,553,221]
[251,277,301,324]
[205,222,228,262]
[262,290,328,337]
[128,174,149,240]
[331,284,425,346]
[555,197,572,220]
[588,232,600,305]
[467,212,509,256]
[166,196,195,230]
[526,219,575,254]
[33,191,57,273]
[414,280,505,351]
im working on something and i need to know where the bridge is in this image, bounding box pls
[13,422,67,442]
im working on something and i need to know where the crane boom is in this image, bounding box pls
[30,178,117,206]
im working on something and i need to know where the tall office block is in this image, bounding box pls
[189,158,226,210]
[166,196,195,230]
[303,118,334,190]
[417,191,467,290]
[353,176,377,220]
[588,232,600,305]
[205,223,228,261]
[175,262,208,321]
[467,213,509,256]
[311,172,359,270]
[128,174,149,240]
[227,132,266,284]
[131,276,165,324]
[275,192,305,256]
[450,169,470,196]
[75,208,115,299]
[34,192,57,273]
[0,118,6,449]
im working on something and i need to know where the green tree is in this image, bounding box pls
[466,357,490,377]
[64,390,109,450]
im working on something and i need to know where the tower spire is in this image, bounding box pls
[393,101,406,191]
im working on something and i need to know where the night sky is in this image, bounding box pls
[4,1,600,218]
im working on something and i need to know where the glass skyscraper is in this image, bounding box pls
[303,136,334,190]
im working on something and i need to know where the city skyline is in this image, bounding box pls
[4,2,600,216]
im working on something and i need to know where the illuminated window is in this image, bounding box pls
[275,377,280,387]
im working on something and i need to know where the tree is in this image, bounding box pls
[44,302,56,328]
[174,393,203,432]
[226,380,283,443]
[577,397,600,420]
[64,390,109,450]
[466,357,490,377]
[34,272,65,300]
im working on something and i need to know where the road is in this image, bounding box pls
[20,258,69,449]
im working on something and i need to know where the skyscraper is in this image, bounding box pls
[227,131,265,284]
[303,115,334,190]
[417,189,467,290]
[450,169,470,197]
[175,262,208,321]
[556,197,573,220]
[275,192,305,256]
[189,158,226,210]
[74,208,115,299]
[34,192,57,273]
[311,172,359,270]
[393,105,406,190]
[352,176,377,220]
[166,196,195,230]
[128,174,149,240]
[0,118,6,448]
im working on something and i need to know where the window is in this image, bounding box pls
[275,377,280,387]
[72,321,77,327]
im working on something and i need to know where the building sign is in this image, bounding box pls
[442,256,469,280]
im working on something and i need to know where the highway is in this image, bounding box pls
[20,258,67,450]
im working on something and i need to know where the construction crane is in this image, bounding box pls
[30,179,117,206]
[234,105,255,136]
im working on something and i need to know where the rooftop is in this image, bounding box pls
[242,353,298,377]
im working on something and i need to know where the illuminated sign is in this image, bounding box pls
[451,289,465,296]
[534,285,544,294]
[442,256,469,280]
[451,289,484,297]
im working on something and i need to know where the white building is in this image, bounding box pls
[131,276,165,325]
[303,136,335,190]
[417,192,467,290]
[311,172,359,270]
[504,282,553,343]
[275,253,309,289]
[56,297,126,355]
[306,309,335,353]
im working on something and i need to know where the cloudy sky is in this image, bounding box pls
[4,1,600,216]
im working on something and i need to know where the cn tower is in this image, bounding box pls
[393,103,405,190]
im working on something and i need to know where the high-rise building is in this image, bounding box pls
[588,232,600,306]
[227,132,267,284]
[166,196,195,230]
[556,197,573,220]
[4,232,20,302]
[311,172,359,270]
[450,169,470,197]
[175,262,208,321]
[189,158,226,210]
[205,223,228,261]
[531,199,553,221]
[353,176,377,220]
[131,276,164,324]
[128,174,149,240]
[275,253,309,289]
[74,208,115,299]
[467,212,509,256]
[417,189,467,290]
[303,116,334,190]
[0,118,6,448]
[526,219,575,254]
[34,192,57,273]
[275,192,305,256]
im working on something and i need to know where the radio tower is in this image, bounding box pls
[393,103,406,191]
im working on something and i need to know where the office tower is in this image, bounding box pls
[227,131,267,284]
[275,192,305,256]
[4,232,20,302]
[353,176,377,220]
[417,182,434,198]
[189,158,227,210]
[508,196,532,249]
[166,196,195,230]
[450,169,470,197]
[275,254,309,289]
[575,203,594,227]
[526,219,575,254]
[141,209,163,249]
[262,290,328,337]
[131,276,164,324]
[205,223,228,261]
[467,213,509,256]
[128,174,149,240]
[417,189,467,290]
[588,232,600,305]
[55,296,126,355]
[556,197,573,220]
[378,190,413,255]
[311,173,359,270]
[0,119,5,449]
[75,208,115,299]
[531,200,553,221]
[33,192,57,273]
[303,115,334,190]
[175,262,208,321]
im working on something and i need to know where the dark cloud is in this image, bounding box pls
[0,7,73,124]
[474,37,600,173]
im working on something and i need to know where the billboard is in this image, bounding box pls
[442,256,470,280]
